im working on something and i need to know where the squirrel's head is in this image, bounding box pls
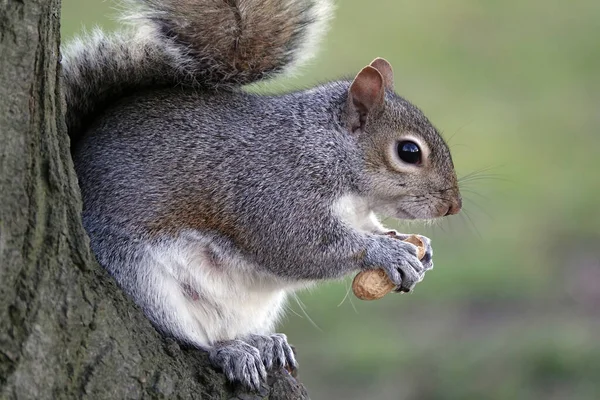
[342,58,462,220]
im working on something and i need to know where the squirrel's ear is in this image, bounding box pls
[369,57,394,90]
[345,65,385,133]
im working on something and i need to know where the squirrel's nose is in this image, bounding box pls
[444,197,462,216]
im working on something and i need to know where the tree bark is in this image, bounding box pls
[0,1,309,398]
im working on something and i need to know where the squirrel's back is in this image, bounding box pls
[62,0,333,142]
[73,84,360,242]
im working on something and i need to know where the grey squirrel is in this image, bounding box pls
[63,0,462,391]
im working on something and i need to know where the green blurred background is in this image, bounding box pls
[61,1,600,399]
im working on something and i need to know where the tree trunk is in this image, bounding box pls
[0,1,309,398]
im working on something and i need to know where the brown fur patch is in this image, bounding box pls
[146,188,250,251]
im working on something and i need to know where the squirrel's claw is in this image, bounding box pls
[209,340,267,391]
[246,333,297,372]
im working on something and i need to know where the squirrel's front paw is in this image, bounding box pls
[209,340,267,391]
[415,234,433,271]
[246,333,297,371]
[364,235,426,293]
[383,231,434,272]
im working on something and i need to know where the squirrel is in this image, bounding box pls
[63,0,462,391]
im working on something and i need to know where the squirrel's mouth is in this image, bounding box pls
[380,199,461,220]
[423,201,461,219]
[381,206,417,220]
[441,201,462,216]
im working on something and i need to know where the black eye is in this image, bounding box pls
[397,141,422,165]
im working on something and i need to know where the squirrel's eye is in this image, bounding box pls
[397,141,422,165]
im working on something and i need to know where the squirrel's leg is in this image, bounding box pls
[90,237,215,348]
[244,333,297,372]
[209,339,267,391]
[135,265,270,390]
[275,216,430,292]
[133,266,213,347]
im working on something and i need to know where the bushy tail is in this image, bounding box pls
[62,0,333,141]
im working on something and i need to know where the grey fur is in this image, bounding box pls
[246,334,297,371]
[74,84,455,281]
[209,340,267,391]
[65,0,461,391]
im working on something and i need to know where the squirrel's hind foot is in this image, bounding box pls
[246,333,297,372]
[209,340,267,391]
[208,334,297,390]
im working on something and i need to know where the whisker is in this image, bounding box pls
[338,278,359,314]
[459,188,492,202]
[292,293,322,332]
[337,280,352,307]
[459,175,509,184]
[434,217,448,234]
[285,303,305,319]
[444,120,473,145]
[348,288,358,314]
[449,143,471,150]
[457,212,470,233]
[458,165,503,180]
[463,197,494,220]
[462,208,482,239]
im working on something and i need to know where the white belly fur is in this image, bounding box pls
[144,230,292,347]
